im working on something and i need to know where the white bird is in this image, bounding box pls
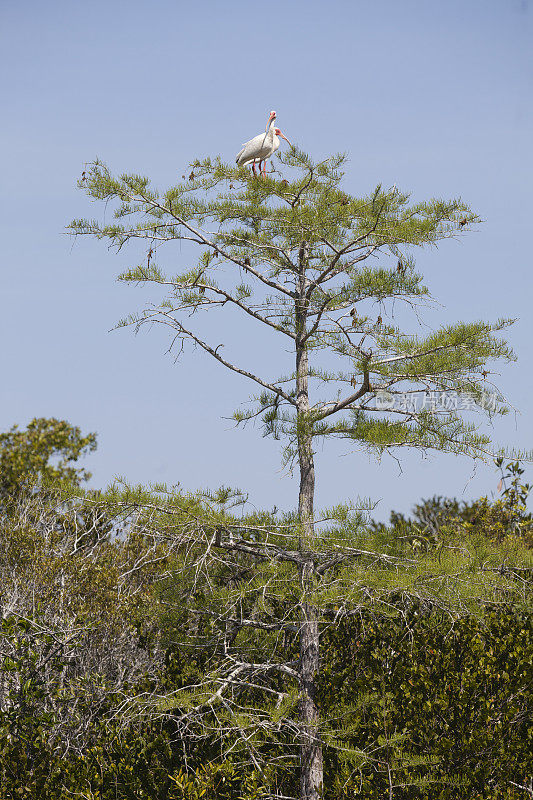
[235,110,292,177]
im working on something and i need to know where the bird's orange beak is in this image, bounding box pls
[266,110,276,131]
[277,130,292,146]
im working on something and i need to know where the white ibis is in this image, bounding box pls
[235,110,292,177]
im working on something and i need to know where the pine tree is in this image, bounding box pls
[70,147,531,800]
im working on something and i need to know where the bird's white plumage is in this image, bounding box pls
[235,111,292,176]
[236,119,279,167]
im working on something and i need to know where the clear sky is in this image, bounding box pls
[1,0,532,520]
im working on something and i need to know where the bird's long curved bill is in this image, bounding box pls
[278,132,292,146]
[266,112,276,131]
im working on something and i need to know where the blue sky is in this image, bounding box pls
[1,0,532,520]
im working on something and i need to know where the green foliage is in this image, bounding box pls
[68,152,525,465]
[0,417,96,505]
[319,606,533,799]
[0,615,181,800]
[168,761,265,800]
[0,455,530,798]
[93,478,530,798]
[0,616,64,794]
[371,459,533,550]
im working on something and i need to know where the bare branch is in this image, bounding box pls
[152,311,296,406]
[315,368,371,421]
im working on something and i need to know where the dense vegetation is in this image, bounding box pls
[0,418,531,799]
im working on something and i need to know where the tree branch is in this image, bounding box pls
[128,191,296,299]
[151,311,296,406]
[315,369,371,421]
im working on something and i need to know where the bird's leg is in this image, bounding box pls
[251,161,257,177]
[258,160,263,177]
[262,161,267,177]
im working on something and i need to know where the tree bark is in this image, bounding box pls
[296,242,323,800]
[299,586,322,800]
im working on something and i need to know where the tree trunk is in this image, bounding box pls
[299,575,322,800]
[296,242,323,800]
